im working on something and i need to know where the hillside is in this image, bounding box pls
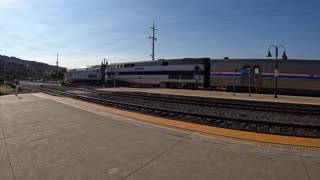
[0,55,66,81]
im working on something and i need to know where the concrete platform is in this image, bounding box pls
[98,87,320,106]
[0,94,319,180]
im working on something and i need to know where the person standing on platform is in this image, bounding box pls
[14,79,19,96]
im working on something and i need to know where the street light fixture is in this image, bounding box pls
[266,45,288,98]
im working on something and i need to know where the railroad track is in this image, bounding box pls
[98,92,320,116]
[42,85,320,116]
[22,85,320,138]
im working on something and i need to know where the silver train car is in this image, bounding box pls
[210,59,320,95]
[65,58,320,95]
[65,67,104,84]
[105,58,210,88]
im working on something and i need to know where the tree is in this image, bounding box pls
[42,70,65,81]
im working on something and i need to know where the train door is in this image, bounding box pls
[203,58,210,88]
[253,66,262,89]
[194,66,201,87]
[241,65,262,89]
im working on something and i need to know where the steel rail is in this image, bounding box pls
[22,85,320,138]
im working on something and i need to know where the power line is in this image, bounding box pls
[148,22,158,61]
[39,6,320,67]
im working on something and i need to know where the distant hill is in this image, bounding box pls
[0,55,66,81]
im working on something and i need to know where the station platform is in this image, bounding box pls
[0,93,320,180]
[98,87,320,106]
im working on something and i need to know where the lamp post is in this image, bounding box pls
[266,45,288,98]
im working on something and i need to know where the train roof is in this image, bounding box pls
[67,67,100,72]
[108,58,320,65]
[108,58,210,65]
[211,59,320,63]
[67,58,320,71]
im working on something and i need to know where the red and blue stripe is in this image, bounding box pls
[210,70,320,79]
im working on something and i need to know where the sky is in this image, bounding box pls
[0,0,320,68]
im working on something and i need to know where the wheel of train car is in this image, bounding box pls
[168,82,178,89]
[188,83,195,89]
[159,82,167,88]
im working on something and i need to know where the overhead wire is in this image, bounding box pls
[51,3,320,67]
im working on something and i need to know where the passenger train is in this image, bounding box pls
[65,66,107,85]
[65,58,320,96]
[210,59,320,95]
[105,58,210,88]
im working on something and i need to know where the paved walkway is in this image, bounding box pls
[99,87,320,105]
[0,94,319,180]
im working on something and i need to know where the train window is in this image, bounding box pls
[130,64,135,67]
[254,67,259,74]
[88,74,97,78]
[124,64,129,68]
[169,73,179,79]
[243,65,250,73]
[241,65,250,83]
[162,61,168,66]
[181,74,193,79]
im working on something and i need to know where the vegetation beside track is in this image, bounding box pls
[0,83,13,96]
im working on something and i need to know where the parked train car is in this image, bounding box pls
[105,58,210,88]
[210,59,320,95]
[65,58,320,96]
[65,65,107,85]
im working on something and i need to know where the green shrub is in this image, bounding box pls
[0,84,13,96]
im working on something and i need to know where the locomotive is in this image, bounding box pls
[65,58,320,96]
[65,65,107,85]
[105,58,210,89]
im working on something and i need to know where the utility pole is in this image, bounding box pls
[148,22,157,60]
[56,52,59,69]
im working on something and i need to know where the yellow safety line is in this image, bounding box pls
[110,114,258,147]
[39,94,320,152]
[93,113,320,152]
